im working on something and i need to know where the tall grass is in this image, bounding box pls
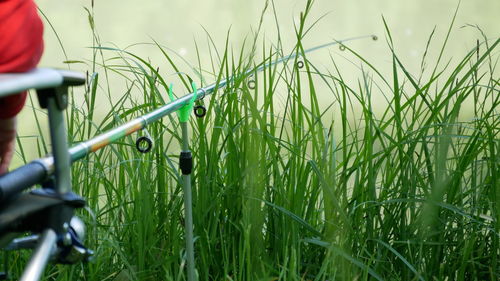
[8,0,499,280]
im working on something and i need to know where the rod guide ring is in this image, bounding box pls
[136,136,153,153]
[247,80,256,89]
[194,105,206,118]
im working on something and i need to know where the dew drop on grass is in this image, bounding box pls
[339,45,346,51]
[372,35,378,41]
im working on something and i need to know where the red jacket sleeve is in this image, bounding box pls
[0,0,44,119]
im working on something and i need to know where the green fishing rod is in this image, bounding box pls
[0,35,374,203]
[70,35,375,162]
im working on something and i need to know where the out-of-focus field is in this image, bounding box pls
[14,0,499,166]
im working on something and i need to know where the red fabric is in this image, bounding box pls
[0,0,44,119]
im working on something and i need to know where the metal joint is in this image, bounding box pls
[36,86,69,110]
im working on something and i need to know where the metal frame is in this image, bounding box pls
[0,69,87,280]
[18,85,77,279]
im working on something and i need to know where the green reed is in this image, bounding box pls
[10,0,499,280]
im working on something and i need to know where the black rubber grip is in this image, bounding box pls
[0,161,47,204]
[179,151,192,175]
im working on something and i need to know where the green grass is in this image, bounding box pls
[7,0,500,280]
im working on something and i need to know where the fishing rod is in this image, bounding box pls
[71,35,375,161]
[0,34,374,203]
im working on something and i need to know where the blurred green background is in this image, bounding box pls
[4,2,498,280]
[13,0,499,166]
[36,0,498,75]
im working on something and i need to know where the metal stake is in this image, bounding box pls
[180,121,195,281]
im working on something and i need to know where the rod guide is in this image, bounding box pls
[135,136,153,153]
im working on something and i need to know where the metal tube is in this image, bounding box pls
[0,68,64,98]
[181,121,196,281]
[181,122,190,152]
[69,118,145,162]
[183,172,195,281]
[66,84,214,164]
[19,229,57,281]
[47,97,72,194]
[47,95,75,234]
